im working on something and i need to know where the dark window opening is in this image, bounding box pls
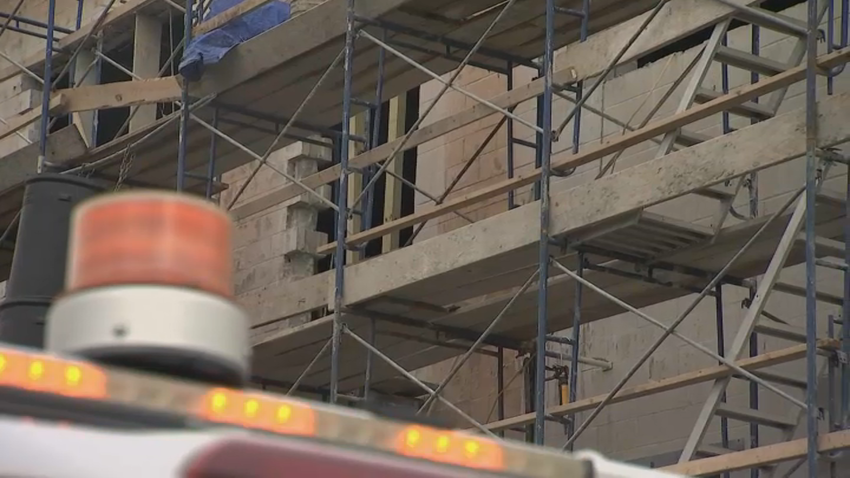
[398,87,419,249]
[94,14,178,146]
[316,86,421,273]
[362,100,391,259]
[94,42,133,147]
[637,0,807,67]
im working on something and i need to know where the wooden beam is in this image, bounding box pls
[478,341,835,432]
[662,430,850,476]
[57,78,181,114]
[230,0,769,220]
[0,0,162,83]
[192,0,273,37]
[316,50,850,255]
[0,95,63,142]
[130,14,163,132]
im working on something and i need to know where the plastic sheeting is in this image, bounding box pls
[179,0,291,81]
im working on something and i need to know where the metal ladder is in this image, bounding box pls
[652,0,836,469]
[654,0,828,237]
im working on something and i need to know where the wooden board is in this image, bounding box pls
[662,430,850,476]
[479,341,837,431]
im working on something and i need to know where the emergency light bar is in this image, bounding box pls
[0,343,688,478]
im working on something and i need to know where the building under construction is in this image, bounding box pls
[1,0,850,476]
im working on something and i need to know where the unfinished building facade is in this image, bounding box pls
[1,0,850,476]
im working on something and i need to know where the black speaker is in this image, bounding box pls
[0,174,103,348]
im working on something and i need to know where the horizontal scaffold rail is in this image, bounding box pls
[476,341,838,432]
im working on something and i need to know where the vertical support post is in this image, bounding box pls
[828,315,837,478]
[524,353,536,443]
[565,3,589,449]
[566,252,583,450]
[37,0,57,173]
[131,14,163,133]
[383,95,406,252]
[347,115,365,263]
[72,48,98,147]
[747,283,759,478]
[571,0,590,157]
[363,318,375,401]
[534,0,556,445]
[205,109,219,199]
[748,27,761,478]
[844,159,850,427]
[715,283,730,478]
[75,0,85,29]
[497,346,506,438]
[533,65,544,202]
[804,0,820,474]
[331,0,357,404]
[177,0,195,191]
[505,61,516,210]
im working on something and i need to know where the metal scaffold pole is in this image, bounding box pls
[37,0,57,174]
[805,0,821,474]
[330,0,357,404]
[177,0,195,191]
[565,0,590,450]
[534,0,556,445]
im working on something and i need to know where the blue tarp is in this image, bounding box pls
[179,0,291,81]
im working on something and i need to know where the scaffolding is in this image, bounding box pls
[2,0,850,475]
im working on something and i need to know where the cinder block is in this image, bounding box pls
[0,75,38,104]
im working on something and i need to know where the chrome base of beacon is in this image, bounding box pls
[45,285,251,387]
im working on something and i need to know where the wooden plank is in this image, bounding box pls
[0,127,88,194]
[131,14,163,132]
[230,0,768,220]
[662,430,850,476]
[0,0,162,83]
[478,342,835,432]
[317,60,850,256]
[0,96,63,142]
[58,78,181,114]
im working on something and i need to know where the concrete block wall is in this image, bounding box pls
[0,0,111,73]
[220,139,332,344]
[413,1,850,471]
[0,0,112,155]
